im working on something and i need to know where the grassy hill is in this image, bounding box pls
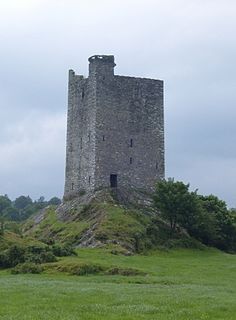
[22,189,203,254]
[23,189,152,251]
[0,190,236,319]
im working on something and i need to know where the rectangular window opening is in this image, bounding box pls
[71,183,74,190]
[89,176,91,184]
[130,157,133,164]
[130,139,133,147]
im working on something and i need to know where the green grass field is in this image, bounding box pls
[0,248,235,320]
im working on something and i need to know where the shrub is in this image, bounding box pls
[26,251,57,264]
[27,245,46,255]
[105,267,145,276]
[0,245,25,268]
[0,244,58,269]
[95,231,109,241]
[11,262,43,274]
[70,264,103,276]
[39,251,57,263]
[165,237,205,250]
[56,263,104,275]
[51,244,77,257]
[0,252,9,268]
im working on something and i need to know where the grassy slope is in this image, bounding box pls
[0,231,42,251]
[24,202,151,251]
[0,248,236,320]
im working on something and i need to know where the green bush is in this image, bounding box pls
[70,264,103,276]
[56,263,104,276]
[105,267,145,276]
[0,245,25,268]
[165,237,205,250]
[0,252,9,268]
[0,244,58,269]
[26,245,46,255]
[11,262,43,274]
[51,244,77,257]
[25,245,57,263]
[95,231,109,241]
[39,251,57,263]
[26,251,57,264]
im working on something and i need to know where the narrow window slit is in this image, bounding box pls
[130,157,133,164]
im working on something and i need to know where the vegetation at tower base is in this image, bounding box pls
[0,180,236,276]
[23,189,154,254]
[153,179,236,253]
[20,183,236,255]
[1,190,235,320]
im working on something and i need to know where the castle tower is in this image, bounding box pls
[64,55,164,198]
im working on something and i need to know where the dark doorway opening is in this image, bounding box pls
[110,174,117,188]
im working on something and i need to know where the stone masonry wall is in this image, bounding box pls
[64,70,81,197]
[64,55,164,198]
[95,74,164,192]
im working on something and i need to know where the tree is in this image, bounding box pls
[48,197,61,206]
[153,178,198,233]
[34,196,47,210]
[2,207,20,221]
[0,195,12,216]
[0,216,5,236]
[14,196,32,210]
[196,195,236,251]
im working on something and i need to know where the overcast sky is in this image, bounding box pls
[0,0,236,206]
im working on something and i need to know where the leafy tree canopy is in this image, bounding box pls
[153,178,198,232]
[14,196,32,210]
[153,179,236,252]
[48,197,61,206]
[0,195,11,215]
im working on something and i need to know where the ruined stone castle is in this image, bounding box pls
[64,55,164,198]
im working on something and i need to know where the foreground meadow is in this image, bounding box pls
[0,248,235,320]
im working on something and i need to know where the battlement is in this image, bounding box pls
[88,55,116,65]
[88,55,116,77]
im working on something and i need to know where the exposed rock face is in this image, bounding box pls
[64,55,164,199]
[24,189,154,253]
